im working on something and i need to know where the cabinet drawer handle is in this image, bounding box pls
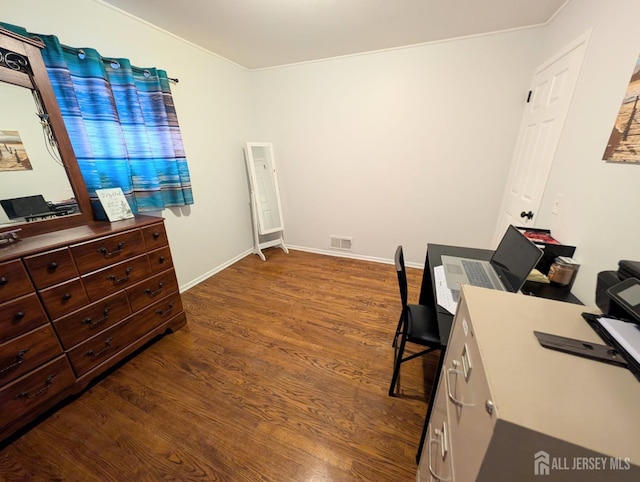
[152,232,161,240]
[97,242,125,258]
[84,337,113,359]
[156,300,175,317]
[14,373,57,400]
[62,293,73,301]
[107,267,133,285]
[0,277,8,286]
[0,348,30,375]
[48,262,59,271]
[83,307,111,329]
[144,282,164,297]
[446,367,475,407]
[428,423,452,481]
[14,311,25,320]
[158,256,166,264]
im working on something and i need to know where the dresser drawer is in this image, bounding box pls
[0,293,48,344]
[52,292,132,350]
[142,223,169,251]
[38,278,90,320]
[0,355,75,427]
[23,247,79,290]
[82,254,153,302]
[0,325,63,387]
[67,292,182,376]
[70,230,146,275]
[125,269,179,313]
[148,246,174,274]
[0,260,33,303]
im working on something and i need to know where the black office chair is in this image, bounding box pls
[389,245,441,397]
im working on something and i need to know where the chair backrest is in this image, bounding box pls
[394,245,408,309]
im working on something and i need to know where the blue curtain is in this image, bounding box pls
[2,23,193,217]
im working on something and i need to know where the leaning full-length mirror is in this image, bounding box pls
[0,26,92,238]
[245,142,284,235]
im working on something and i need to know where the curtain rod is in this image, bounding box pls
[60,45,179,83]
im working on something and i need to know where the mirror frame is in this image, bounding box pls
[0,26,92,238]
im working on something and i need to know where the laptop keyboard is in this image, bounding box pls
[461,260,495,289]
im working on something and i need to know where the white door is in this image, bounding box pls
[493,31,590,244]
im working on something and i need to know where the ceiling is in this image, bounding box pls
[100,0,568,70]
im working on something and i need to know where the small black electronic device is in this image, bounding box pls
[607,277,640,323]
[534,330,628,367]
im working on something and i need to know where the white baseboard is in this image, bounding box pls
[180,245,424,293]
[179,248,253,293]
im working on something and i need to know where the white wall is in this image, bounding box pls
[3,0,255,288]
[535,0,640,304]
[250,31,542,266]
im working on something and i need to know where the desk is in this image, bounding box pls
[415,243,582,464]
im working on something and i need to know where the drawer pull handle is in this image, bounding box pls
[14,311,25,320]
[97,242,125,258]
[48,262,59,271]
[446,367,475,407]
[0,348,30,375]
[62,293,73,301]
[14,373,57,400]
[145,282,164,297]
[158,256,166,264]
[83,308,111,329]
[152,232,161,239]
[0,277,8,286]
[107,267,133,285]
[428,424,451,481]
[156,300,175,317]
[84,337,113,359]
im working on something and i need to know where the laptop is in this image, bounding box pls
[0,194,52,219]
[441,225,543,293]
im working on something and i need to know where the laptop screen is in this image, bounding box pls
[0,195,51,219]
[490,225,543,292]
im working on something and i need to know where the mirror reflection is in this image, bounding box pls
[0,81,77,226]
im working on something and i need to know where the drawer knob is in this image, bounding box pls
[144,282,164,297]
[14,373,57,400]
[107,267,132,285]
[158,256,165,264]
[0,348,30,375]
[153,232,161,239]
[84,337,113,359]
[14,311,25,320]
[97,242,125,258]
[485,400,494,415]
[0,277,8,286]
[48,262,59,271]
[62,293,73,301]
[83,307,111,329]
[156,300,175,317]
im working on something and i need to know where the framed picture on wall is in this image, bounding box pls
[0,130,32,171]
[603,54,640,163]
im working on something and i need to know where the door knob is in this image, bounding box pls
[520,211,534,220]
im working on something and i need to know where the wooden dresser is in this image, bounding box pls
[418,285,640,482]
[0,215,186,441]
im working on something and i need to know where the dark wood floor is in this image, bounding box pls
[0,248,440,481]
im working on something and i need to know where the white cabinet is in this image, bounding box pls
[417,285,640,481]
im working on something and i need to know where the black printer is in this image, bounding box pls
[596,260,640,313]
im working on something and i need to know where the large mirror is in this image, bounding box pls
[0,26,92,239]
